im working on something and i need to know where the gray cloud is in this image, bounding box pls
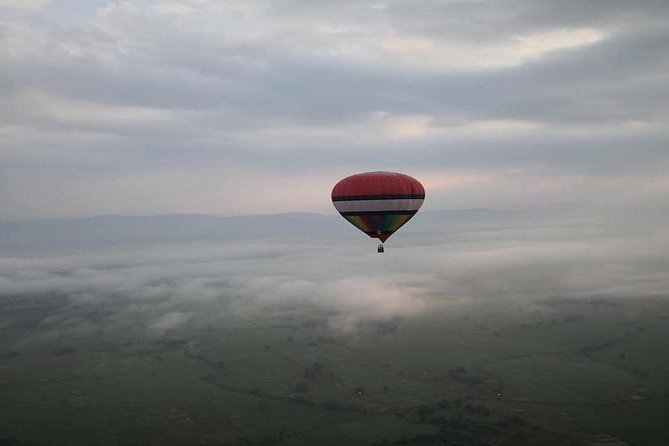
[1,209,667,351]
[1,1,669,219]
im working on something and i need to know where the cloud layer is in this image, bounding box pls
[2,209,667,350]
[1,1,668,219]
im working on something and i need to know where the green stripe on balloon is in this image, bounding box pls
[344,213,415,235]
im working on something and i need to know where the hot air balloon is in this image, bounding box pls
[331,171,425,252]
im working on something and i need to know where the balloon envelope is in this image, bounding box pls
[331,171,425,242]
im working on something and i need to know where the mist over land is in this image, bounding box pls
[2,208,669,445]
[3,206,668,330]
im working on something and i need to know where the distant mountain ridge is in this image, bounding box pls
[0,213,340,251]
[0,209,555,251]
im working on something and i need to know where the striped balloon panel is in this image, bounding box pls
[342,212,417,242]
[333,197,424,242]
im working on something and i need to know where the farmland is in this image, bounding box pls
[2,293,669,445]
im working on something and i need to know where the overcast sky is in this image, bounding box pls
[1,0,668,220]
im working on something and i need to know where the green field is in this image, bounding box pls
[2,295,669,445]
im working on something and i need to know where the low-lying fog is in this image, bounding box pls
[1,206,668,350]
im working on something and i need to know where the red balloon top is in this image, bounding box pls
[331,171,425,199]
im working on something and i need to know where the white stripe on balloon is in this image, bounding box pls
[332,198,424,213]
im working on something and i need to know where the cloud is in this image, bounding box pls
[149,311,192,334]
[0,0,49,11]
[377,27,605,71]
[1,1,669,219]
[1,208,667,352]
